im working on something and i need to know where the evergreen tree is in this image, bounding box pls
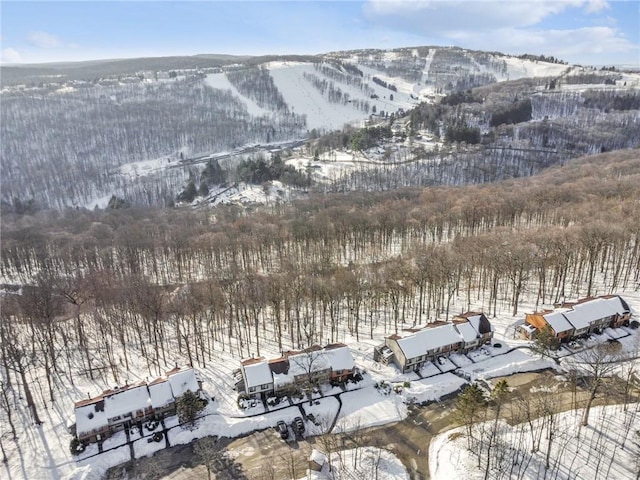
[453,383,486,446]
[107,195,129,209]
[178,180,198,203]
[531,325,560,358]
[201,159,227,185]
[490,379,510,415]
[176,390,206,428]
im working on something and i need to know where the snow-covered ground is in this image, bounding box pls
[200,181,293,207]
[269,62,365,131]
[457,349,554,381]
[335,386,408,433]
[502,57,569,81]
[204,73,270,117]
[301,446,409,480]
[430,403,640,480]
[3,289,639,480]
[398,373,467,405]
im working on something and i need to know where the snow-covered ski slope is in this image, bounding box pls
[202,47,573,131]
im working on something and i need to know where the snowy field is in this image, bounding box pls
[430,403,640,480]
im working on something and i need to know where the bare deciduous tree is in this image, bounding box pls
[193,436,223,480]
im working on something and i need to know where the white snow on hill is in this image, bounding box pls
[267,62,359,130]
[200,50,582,133]
[204,73,270,117]
[501,57,569,80]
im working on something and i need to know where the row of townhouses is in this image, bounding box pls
[73,366,201,444]
[518,295,632,342]
[235,343,357,399]
[74,296,632,445]
[374,312,494,372]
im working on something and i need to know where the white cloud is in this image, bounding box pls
[448,25,637,64]
[27,31,61,48]
[585,0,610,13]
[362,0,636,64]
[366,0,617,34]
[364,0,603,30]
[1,48,22,64]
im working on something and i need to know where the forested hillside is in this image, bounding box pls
[1,142,639,477]
[2,148,638,363]
[3,45,637,211]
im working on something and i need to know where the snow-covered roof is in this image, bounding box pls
[104,383,150,419]
[75,367,202,437]
[273,371,294,388]
[562,297,626,330]
[148,379,174,408]
[454,312,493,334]
[75,383,150,437]
[288,350,331,377]
[394,323,462,359]
[454,321,479,343]
[75,401,107,437]
[602,295,630,313]
[543,310,574,333]
[323,344,355,372]
[242,359,274,388]
[167,368,200,397]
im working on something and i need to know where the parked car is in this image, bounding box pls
[293,417,305,435]
[276,420,289,439]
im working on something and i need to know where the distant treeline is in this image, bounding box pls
[517,53,568,65]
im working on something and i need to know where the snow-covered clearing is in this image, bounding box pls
[458,349,555,382]
[268,62,369,131]
[335,386,408,433]
[118,155,181,179]
[430,404,640,480]
[199,181,293,207]
[399,373,467,405]
[502,57,569,81]
[204,73,270,117]
[302,446,409,480]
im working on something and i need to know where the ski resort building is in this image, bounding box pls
[237,343,356,399]
[375,315,494,373]
[73,366,202,444]
[518,295,632,341]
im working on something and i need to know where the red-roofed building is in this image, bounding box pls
[73,366,203,444]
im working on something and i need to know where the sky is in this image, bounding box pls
[1,0,638,66]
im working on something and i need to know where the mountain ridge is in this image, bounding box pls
[1,44,638,211]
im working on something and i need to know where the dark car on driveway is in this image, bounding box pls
[293,417,305,435]
[276,420,289,439]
